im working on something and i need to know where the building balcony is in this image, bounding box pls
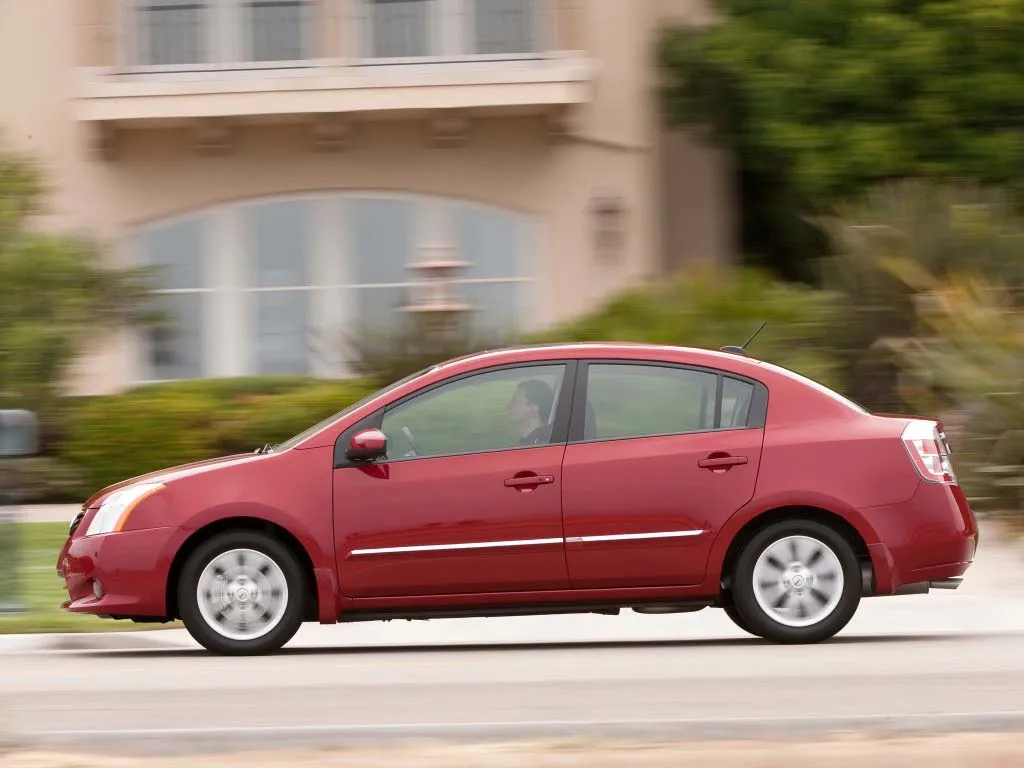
[75,0,594,154]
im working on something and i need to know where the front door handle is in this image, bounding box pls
[505,475,554,487]
[698,455,748,469]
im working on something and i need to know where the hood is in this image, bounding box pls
[83,452,270,508]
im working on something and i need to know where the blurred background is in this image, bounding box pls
[0,0,1021,624]
[0,3,1023,765]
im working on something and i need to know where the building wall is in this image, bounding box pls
[0,0,735,395]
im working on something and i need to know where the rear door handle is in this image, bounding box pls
[698,455,748,469]
[505,475,554,487]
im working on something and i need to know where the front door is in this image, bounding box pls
[561,361,766,589]
[333,361,575,598]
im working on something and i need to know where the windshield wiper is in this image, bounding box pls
[254,443,275,455]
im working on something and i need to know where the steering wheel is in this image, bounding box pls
[400,425,419,457]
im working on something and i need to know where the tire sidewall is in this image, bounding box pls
[732,519,861,644]
[178,530,305,655]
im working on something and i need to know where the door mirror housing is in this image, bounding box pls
[347,428,388,462]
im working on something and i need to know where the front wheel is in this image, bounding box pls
[731,519,861,644]
[177,530,306,655]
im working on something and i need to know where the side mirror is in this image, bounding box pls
[346,428,387,462]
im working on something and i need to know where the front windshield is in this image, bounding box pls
[272,365,438,452]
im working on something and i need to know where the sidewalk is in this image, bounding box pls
[9,733,1024,768]
[7,505,77,524]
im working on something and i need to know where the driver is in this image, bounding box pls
[508,379,554,446]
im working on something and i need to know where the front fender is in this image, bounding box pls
[173,502,335,569]
[153,502,341,623]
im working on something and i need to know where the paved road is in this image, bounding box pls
[3,521,1024,756]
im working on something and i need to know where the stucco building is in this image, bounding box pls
[0,0,734,393]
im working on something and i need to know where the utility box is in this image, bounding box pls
[0,409,40,614]
[0,409,39,458]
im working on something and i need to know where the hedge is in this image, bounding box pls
[10,376,378,503]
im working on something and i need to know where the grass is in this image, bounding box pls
[0,523,181,634]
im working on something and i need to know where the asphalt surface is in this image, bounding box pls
[3,520,1024,756]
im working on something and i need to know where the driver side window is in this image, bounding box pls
[380,364,568,460]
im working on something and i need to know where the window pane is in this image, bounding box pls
[584,364,718,441]
[453,205,524,279]
[473,0,536,54]
[253,290,311,375]
[350,198,414,285]
[721,377,755,428]
[352,285,411,337]
[148,292,204,380]
[139,216,204,290]
[139,1,207,65]
[247,0,308,61]
[381,364,566,459]
[369,0,432,57]
[455,281,522,338]
[246,199,310,287]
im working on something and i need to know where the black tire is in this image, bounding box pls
[177,529,306,656]
[722,600,761,638]
[731,519,861,644]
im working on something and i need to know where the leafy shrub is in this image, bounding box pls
[529,264,846,392]
[58,377,377,495]
[212,380,376,454]
[346,316,509,387]
[816,180,1024,412]
[60,388,222,494]
[0,143,159,451]
[880,271,1024,517]
[1,457,88,505]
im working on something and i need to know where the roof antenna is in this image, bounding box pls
[721,321,767,356]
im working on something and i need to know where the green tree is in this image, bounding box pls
[814,180,1024,411]
[658,0,1024,278]
[0,143,158,448]
[529,264,845,391]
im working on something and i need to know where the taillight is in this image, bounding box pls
[902,420,957,484]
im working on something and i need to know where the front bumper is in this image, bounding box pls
[57,525,175,618]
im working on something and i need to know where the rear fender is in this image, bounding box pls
[703,492,884,591]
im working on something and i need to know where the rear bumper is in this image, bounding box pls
[862,481,978,595]
[57,526,175,618]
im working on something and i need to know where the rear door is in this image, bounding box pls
[561,360,767,589]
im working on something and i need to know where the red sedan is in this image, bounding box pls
[56,342,978,655]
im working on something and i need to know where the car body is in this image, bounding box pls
[56,342,979,654]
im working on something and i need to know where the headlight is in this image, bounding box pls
[85,483,165,537]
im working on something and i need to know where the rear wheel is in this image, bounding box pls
[178,530,306,655]
[731,519,860,644]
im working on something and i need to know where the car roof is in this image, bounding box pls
[431,341,868,415]
[288,340,866,450]
[433,341,763,373]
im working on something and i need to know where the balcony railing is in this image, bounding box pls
[74,0,591,133]
[111,0,572,72]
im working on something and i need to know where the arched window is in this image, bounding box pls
[132,193,538,382]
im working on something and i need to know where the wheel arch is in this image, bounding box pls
[716,505,874,597]
[165,516,321,622]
